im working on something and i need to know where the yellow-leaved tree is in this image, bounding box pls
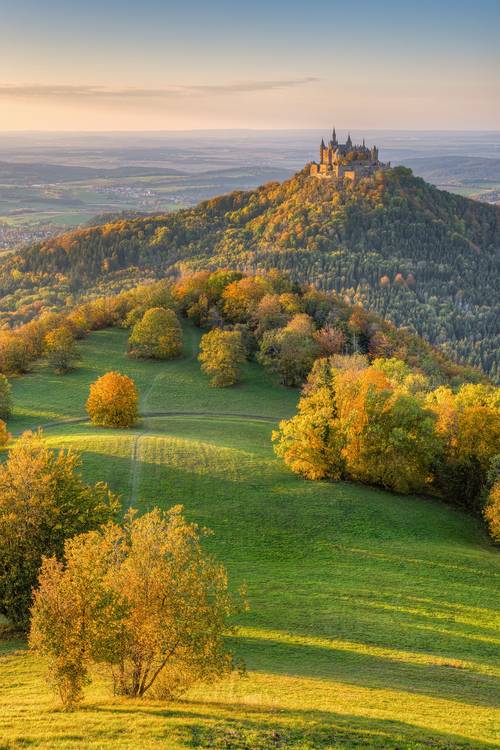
[86,372,138,427]
[44,326,79,374]
[30,506,242,708]
[199,329,245,387]
[128,307,182,360]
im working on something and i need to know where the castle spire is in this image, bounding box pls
[331,126,337,144]
[346,132,352,148]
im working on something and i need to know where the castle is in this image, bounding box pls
[310,128,388,180]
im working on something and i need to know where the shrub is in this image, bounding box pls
[86,372,138,427]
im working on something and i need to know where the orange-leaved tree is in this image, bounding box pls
[86,372,138,427]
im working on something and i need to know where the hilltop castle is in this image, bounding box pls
[310,128,388,180]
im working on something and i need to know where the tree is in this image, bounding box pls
[0,373,12,420]
[45,326,78,374]
[0,419,10,448]
[30,507,239,708]
[128,307,182,360]
[222,276,271,322]
[314,326,346,356]
[199,329,245,387]
[0,331,32,374]
[258,315,319,387]
[0,430,118,628]
[86,372,138,428]
[274,360,439,495]
[426,384,500,511]
[483,455,500,543]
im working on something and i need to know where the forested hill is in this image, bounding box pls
[3,166,500,378]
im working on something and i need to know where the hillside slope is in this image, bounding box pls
[3,167,499,377]
[1,325,498,749]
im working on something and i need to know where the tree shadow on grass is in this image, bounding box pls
[231,635,499,708]
[88,700,497,750]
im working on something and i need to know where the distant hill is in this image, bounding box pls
[400,155,500,184]
[0,160,187,183]
[3,166,499,378]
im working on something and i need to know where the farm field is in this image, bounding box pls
[0,325,498,750]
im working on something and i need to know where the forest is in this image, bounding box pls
[0,166,497,381]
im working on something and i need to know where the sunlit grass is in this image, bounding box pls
[0,326,498,749]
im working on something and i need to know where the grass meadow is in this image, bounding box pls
[0,325,498,749]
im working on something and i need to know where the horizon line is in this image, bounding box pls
[1,127,500,134]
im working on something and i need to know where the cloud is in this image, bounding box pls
[0,78,319,102]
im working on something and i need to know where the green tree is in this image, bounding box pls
[30,506,239,708]
[0,430,118,628]
[129,307,182,360]
[199,329,245,387]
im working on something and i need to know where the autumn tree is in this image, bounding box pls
[128,307,182,360]
[274,359,440,494]
[484,458,500,543]
[222,275,271,322]
[0,430,118,628]
[426,384,500,511]
[0,419,10,447]
[314,326,346,356]
[30,506,239,708]
[45,326,78,374]
[0,331,32,374]
[199,329,245,387]
[258,314,319,387]
[86,372,138,428]
[252,294,288,338]
[0,373,12,420]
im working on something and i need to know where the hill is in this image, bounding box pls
[1,324,498,749]
[1,166,499,378]
[400,156,500,184]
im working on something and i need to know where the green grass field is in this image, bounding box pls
[0,325,498,749]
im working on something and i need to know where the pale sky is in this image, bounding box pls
[0,0,499,131]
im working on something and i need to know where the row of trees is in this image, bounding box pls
[272,356,499,540]
[0,266,484,391]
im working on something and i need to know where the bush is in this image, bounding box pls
[128,307,182,359]
[86,372,138,427]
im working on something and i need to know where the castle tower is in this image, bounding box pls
[320,138,326,164]
[346,133,353,149]
[331,126,337,146]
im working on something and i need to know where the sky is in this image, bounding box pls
[0,0,499,131]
